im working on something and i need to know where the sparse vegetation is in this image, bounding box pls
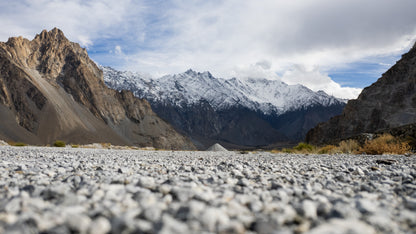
[337,139,360,154]
[10,142,27,147]
[71,144,79,148]
[100,143,112,149]
[317,145,338,154]
[358,134,410,155]
[53,140,66,147]
[293,142,315,153]
[271,134,410,155]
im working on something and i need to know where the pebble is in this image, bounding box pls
[0,146,414,233]
[88,217,111,234]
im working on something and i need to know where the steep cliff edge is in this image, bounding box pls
[0,28,195,150]
[306,42,416,145]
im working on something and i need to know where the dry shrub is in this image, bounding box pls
[269,149,280,154]
[100,143,112,149]
[317,145,338,154]
[337,139,360,154]
[359,134,410,155]
[281,148,294,153]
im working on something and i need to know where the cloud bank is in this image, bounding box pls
[1,0,415,99]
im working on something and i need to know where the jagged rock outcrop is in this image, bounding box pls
[0,28,195,150]
[306,42,416,145]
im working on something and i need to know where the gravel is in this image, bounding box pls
[0,146,415,233]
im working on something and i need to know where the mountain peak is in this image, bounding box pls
[184,69,197,76]
[35,27,67,42]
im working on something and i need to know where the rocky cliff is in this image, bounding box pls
[306,42,416,145]
[0,28,195,150]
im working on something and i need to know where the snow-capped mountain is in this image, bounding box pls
[102,66,346,149]
[103,67,344,115]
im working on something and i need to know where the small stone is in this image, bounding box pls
[237,178,250,187]
[137,176,156,190]
[159,214,189,234]
[88,217,111,234]
[0,213,18,224]
[200,207,230,232]
[66,214,91,233]
[404,197,416,210]
[375,159,397,165]
[301,200,317,220]
[135,219,153,233]
[142,206,162,222]
[4,198,21,213]
[57,167,66,174]
[356,199,377,214]
[248,199,263,213]
[21,185,36,195]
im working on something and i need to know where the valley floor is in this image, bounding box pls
[0,146,415,233]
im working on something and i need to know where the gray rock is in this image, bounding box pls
[137,176,156,190]
[404,197,416,210]
[356,198,377,214]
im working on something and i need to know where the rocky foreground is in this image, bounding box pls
[0,146,415,233]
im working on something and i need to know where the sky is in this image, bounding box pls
[1,0,416,99]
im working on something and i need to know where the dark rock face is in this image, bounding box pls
[0,28,195,150]
[306,42,416,145]
[152,102,344,149]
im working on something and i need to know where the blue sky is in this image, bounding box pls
[0,0,415,99]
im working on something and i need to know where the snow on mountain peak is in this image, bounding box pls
[102,66,345,115]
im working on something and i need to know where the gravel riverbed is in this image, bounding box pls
[0,146,415,233]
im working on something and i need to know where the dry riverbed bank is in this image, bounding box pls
[0,146,415,233]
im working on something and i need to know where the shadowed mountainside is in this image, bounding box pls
[307,42,416,145]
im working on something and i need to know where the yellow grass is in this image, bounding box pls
[359,134,410,155]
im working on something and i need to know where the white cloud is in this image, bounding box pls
[281,65,362,99]
[114,45,123,55]
[0,0,141,46]
[230,61,279,81]
[1,0,415,99]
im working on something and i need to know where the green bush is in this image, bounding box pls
[53,140,66,147]
[293,142,314,153]
[12,142,27,147]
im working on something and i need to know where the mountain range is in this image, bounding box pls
[103,67,346,149]
[0,28,195,150]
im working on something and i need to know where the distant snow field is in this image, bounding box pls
[0,146,415,233]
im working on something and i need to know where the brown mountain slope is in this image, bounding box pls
[306,42,416,145]
[0,28,195,150]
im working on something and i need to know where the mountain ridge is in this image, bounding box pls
[103,66,346,149]
[103,66,345,115]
